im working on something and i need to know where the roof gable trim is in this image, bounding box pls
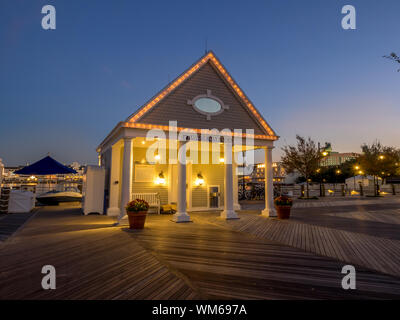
[127,51,277,138]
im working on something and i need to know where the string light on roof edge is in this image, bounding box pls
[128,52,276,138]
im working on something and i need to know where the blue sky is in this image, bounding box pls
[1,0,399,165]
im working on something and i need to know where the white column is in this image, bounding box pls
[118,138,133,221]
[107,142,122,216]
[173,141,191,222]
[221,140,238,219]
[261,147,277,217]
[233,158,241,210]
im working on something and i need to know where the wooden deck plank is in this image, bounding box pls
[2,205,400,299]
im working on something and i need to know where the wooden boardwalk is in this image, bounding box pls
[0,212,35,242]
[202,211,400,278]
[1,205,400,299]
[326,209,400,224]
[0,206,198,300]
[130,214,400,299]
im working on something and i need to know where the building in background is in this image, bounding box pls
[250,163,285,184]
[320,143,359,167]
[1,159,85,194]
[238,162,299,185]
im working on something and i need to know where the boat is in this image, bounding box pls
[36,187,82,205]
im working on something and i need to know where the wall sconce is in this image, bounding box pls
[195,173,205,186]
[154,153,161,161]
[219,157,225,163]
[155,171,166,185]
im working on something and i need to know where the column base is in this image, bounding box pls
[173,212,191,223]
[220,210,239,220]
[261,207,277,218]
[107,207,120,216]
[233,203,241,210]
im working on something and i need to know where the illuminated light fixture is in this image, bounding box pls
[336,170,341,174]
[379,155,384,160]
[141,140,145,145]
[195,173,205,186]
[219,157,225,163]
[322,151,328,156]
[358,170,363,175]
[355,165,360,170]
[154,153,161,161]
[126,52,277,139]
[155,171,166,185]
[257,164,265,169]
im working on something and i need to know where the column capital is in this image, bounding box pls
[263,146,275,150]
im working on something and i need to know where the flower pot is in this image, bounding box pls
[126,210,148,229]
[275,206,291,219]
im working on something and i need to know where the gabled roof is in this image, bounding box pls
[126,51,278,139]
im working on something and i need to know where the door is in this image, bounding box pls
[208,185,220,208]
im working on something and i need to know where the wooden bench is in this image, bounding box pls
[131,193,161,214]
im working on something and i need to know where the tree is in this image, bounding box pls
[357,141,400,195]
[383,52,400,71]
[281,135,322,198]
[311,160,356,185]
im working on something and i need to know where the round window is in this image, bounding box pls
[194,97,222,114]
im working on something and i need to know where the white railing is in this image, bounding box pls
[131,192,161,214]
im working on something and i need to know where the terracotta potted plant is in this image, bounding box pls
[274,195,293,219]
[125,199,150,229]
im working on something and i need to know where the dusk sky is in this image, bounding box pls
[1,0,399,166]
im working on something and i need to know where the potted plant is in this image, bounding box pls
[274,195,293,219]
[125,199,150,229]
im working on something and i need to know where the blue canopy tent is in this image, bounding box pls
[14,156,77,175]
[14,156,82,205]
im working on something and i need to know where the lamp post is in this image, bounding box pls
[319,149,329,197]
[353,165,360,192]
[358,170,364,196]
[376,155,385,196]
[335,169,341,196]
[316,168,323,197]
